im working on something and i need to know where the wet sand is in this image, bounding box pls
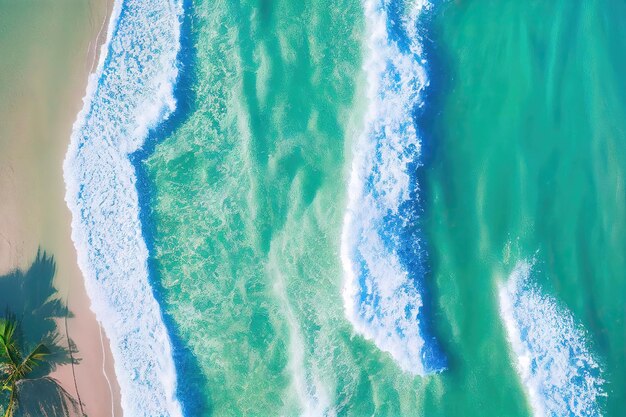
[0,0,122,415]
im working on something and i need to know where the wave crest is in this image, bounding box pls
[499,261,606,417]
[341,0,445,376]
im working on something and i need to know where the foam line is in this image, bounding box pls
[269,255,332,416]
[341,0,445,375]
[499,261,606,417]
[64,0,184,415]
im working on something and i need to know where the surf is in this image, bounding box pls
[341,0,445,376]
[499,261,606,417]
[63,0,184,415]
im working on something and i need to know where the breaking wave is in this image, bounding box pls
[64,0,184,415]
[499,261,606,417]
[341,0,445,375]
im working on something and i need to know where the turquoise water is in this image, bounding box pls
[424,1,626,415]
[65,0,626,415]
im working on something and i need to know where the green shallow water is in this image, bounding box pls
[143,0,626,415]
[427,1,626,415]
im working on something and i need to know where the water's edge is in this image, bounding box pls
[63,0,185,415]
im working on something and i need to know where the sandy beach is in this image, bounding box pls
[0,1,122,416]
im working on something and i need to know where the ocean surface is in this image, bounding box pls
[66,0,626,415]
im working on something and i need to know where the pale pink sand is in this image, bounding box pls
[0,0,123,415]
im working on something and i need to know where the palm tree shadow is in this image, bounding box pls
[0,250,82,416]
[14,378,81,417]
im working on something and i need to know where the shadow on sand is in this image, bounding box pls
[0,250,84,416]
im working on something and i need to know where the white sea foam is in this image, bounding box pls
[64,0,184,415]
[341,0,443,375]
[499,261,606,417]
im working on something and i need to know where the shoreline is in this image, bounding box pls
[61,0,185,415]
[0,1,122,416]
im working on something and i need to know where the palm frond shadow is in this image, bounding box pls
[13,377,82,417]
[0,250,84,416]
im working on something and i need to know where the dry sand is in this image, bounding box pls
[0,0,122,415]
